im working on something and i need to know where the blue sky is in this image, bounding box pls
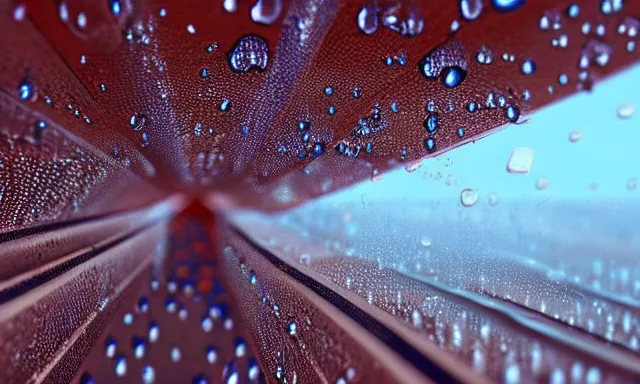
[322,63,639,205]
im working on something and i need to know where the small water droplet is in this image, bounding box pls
[491,0,526,13]
[521,59,536,75]
[488,192,499,206]
[617,102,635,119]
[536,176,550,190]
[424,138,436,152]
[569,129,584,142]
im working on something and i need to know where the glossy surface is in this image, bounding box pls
[1,0,639,383]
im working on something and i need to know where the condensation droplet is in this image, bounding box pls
[569,129,584,143]
[507,147,534,174]
[358,5,379,35]
[251,0,283,25]
[459,0,483,21]
[488,192,499,206]
[617,102,635,119]
[460,188,479,207]
[536,176,550,190]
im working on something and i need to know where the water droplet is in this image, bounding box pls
[248,358,260,380]
[467,101,478,113]
[18,79,34,101]
[423,113,439,133]
[507,147,534,173]
[488,192,499,206]
[505,105,520,122]
[536,176,550,190]
[505,364,521,384]
[443,66,466,87]
[381,4,424,37]
[171,347,181,362]
[109,0,122,16]
[324,86,333,96]
[223,0,238,13]
[617,102,635,119]
[13,5,26,22]
[476,45,493,64]
[457,127,465,137]
[115,356,127,377]
[569,129,584,142]
[460,189,479,207]
[251,0,283,25]
[567,4,580,18]
[202,317,213,332]
[424,138,436,152]
[288,322,297,335]
[420,237,432,247]
[206,346,218,363]
[459,0,483,21]
[142,366,155,383]
[491,0,526,13]
[358,5,379,35]
[234,337,246,357]
[148,322,159,343]
[521,59,536,75]
[558,73,568,85]
[220,99,231,112]
[228,35,269,73]
[105,337,116,358]
[627,177,637,191]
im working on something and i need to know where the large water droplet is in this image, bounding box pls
[507,147,534,173]
[460,189,479,207]
[251,0,282,25]
[228,35,269,73]
[357,5,379,35]
[443,66,466,87]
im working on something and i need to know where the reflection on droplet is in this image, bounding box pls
[617,102,635,119]
[569,129,584,143]
[460,188,479,207]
